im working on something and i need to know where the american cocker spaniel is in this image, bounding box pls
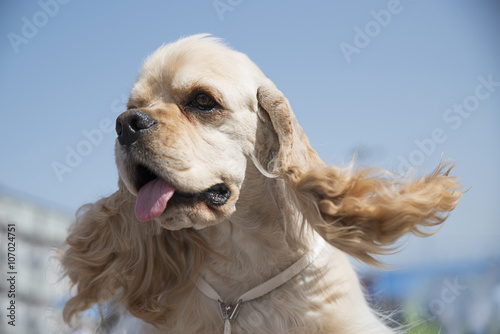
[62,34,462,333]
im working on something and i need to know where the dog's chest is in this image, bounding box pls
[153,274,335,334]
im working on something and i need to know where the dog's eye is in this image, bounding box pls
[187,93,218,113]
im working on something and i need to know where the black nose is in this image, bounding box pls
[115,110,157,146]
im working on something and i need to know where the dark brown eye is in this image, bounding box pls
[187,93,218,113]
[195,93,213,107]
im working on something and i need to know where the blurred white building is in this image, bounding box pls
[0,190,97,333]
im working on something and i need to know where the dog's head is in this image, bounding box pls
[114,34,318,230]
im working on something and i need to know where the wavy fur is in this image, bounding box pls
[290,163,461,265]
[62,182,210,325]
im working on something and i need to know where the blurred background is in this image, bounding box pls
[1,1,499,333]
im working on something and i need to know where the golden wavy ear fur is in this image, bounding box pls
[257,81,462,266]
[291,164,461,265]
[61,181,209,324]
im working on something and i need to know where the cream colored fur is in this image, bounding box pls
[61,34,462,333]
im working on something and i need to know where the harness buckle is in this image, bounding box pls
[218,300,242,321]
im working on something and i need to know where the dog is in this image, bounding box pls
[61,34,461,333]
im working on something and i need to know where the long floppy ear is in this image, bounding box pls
[61,181,208,325]
[293,164,462,265]
[256,79,324,175]
[256,80,462,266]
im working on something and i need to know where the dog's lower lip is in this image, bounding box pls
[203,183,231,206]
[168,184,231,208]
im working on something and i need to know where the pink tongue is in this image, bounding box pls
[135,178,175,222]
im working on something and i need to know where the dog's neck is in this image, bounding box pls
[197,162,316,303]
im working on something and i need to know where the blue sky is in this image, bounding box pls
[1,0,499,266]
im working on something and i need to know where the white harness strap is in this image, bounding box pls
[195,238,326,334]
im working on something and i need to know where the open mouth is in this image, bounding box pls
[133,163,231,222]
